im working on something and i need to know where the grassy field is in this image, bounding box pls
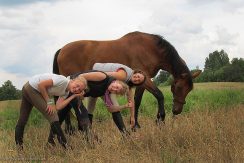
[0,82,244,162]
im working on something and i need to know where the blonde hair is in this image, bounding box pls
[74,75,88,90]
[115,80,129,95]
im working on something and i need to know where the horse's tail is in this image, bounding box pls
[53,49,61,74]
[53,49,61,105]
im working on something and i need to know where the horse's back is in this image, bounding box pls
[57,32,160,77]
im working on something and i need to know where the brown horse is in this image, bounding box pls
[53,31,201,128]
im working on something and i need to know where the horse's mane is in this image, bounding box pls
[153,34,193,88]
[122,31,193,87]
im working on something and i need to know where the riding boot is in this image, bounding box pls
[50,121,67,149]
[88,114,93,125]
[64,112,75,135]
[47,128,56,146]
[15,125,25,150]
[76,103,91,132]
[78,118,91,132]
[112,112,127,133]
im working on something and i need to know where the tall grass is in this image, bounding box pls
[0,82,243,162]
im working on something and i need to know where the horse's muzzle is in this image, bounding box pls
[172,101,184,115]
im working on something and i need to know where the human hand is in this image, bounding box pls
[73,91,85,99]
[46,105,56,115]
[130,117,135,128]
[126,101,133,108]
[128,97,132,103]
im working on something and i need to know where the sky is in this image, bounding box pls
[0,0,244,89]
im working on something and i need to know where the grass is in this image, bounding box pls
[0,82,244,162]
[0,100,45,130]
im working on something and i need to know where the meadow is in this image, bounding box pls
[0,82,243,162]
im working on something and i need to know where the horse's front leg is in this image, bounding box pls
[144,80,165,123]
[133,80,165,130]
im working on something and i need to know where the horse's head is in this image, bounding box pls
[171,70,201,115]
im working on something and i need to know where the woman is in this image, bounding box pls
[15,73,87,149]
[88,63,146,127]
[48,71,131,146]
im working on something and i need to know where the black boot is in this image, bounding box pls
[88,114,93,125]
[76,102,91,132]
[47,128,56,147]
[112,112,127,133]
[64,112,75,135]
[50,121,68,149]
[78,118,91,132]
[15,125,25,150]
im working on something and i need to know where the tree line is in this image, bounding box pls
[154,49,244,85]
[1,49,243,100]
[0,80,21,101]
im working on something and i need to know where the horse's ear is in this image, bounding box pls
[191,70,202,79]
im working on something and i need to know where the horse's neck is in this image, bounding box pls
[161,54,189,79]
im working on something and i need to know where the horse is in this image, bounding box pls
[52,31,201,128]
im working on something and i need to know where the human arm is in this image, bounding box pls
[37,79,53,103]
[105,69,127,81]
[38,79,84,114]
[106,102,133,113]
[127,88,135,127]
[56,92,84,111]
[79,72,106,81]
[104,93,133,113]
[37,79,57,115]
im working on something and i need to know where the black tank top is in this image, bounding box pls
[70,70,115,98]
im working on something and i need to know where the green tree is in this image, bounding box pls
[204,50,230,71]
[153,70,170,86]
[222,58,244,82]
[0,80,21,101]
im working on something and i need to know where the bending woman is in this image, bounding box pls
[88,63,146,127]
[15,73,87,149]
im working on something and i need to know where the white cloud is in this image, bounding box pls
[0,0,244,89]
[0,69,29,89]
[212,27,239,45]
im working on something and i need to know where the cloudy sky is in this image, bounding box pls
[0,0,244,89]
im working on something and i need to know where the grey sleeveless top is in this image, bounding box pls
[93,63,133,83]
